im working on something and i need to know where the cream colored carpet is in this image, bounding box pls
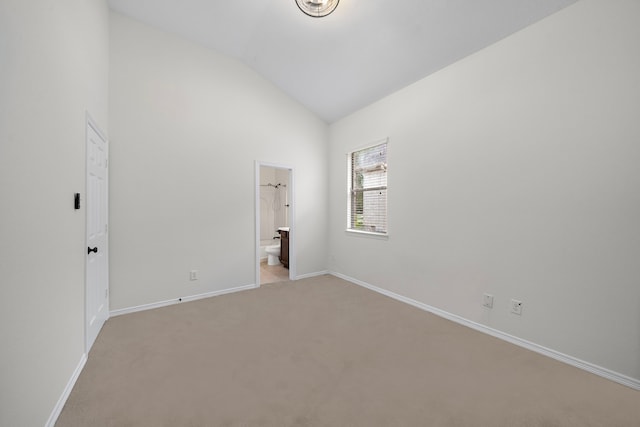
[57,275,639,426]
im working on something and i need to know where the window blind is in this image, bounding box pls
[349,142,387,234]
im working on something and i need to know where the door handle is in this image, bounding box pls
[88,246,98,254]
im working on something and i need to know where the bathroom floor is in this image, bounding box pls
[260,260,290,284]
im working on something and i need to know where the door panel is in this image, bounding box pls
[86,120,108,352]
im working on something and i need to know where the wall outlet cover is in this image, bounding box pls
[482,293,494,309]
[510,299,523,315]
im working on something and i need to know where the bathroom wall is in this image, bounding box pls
[260,166,290,241]
[328,0,640,382]
[109,12,328,310]
[0,1,110,425]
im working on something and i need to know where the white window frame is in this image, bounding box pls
[346,138,389,238]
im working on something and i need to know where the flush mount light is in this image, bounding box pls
[295,0,340,18]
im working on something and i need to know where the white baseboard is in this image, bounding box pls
[331,271,640,391]
[294,270,329,280]
[110,284,258,317]
[46,353,87,427]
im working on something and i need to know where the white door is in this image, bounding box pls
[86,119,109,352]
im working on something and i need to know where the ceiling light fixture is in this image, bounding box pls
[295,0,340,18]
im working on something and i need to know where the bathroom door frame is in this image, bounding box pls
[255,160,295,286]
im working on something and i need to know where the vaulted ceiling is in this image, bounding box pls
[107,0,578,123]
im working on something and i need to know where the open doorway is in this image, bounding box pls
[255,161,295,285]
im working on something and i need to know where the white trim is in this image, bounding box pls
[255,161,261,288]
[255,161,296,286]
[294,270,330,280]
[45,353,87,427]
[109,284,257,317]
[346,138,389,236]
[345,229,389,239]
[331,271,640,391]
[288,168,297,280]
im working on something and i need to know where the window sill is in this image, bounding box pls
[345,229,389,240]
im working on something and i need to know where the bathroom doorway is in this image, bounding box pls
[255,161,295,285]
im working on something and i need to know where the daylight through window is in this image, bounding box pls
[348,141,387,234]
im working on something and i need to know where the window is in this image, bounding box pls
[347,140,388,235]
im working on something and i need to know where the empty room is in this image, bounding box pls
[1,0,639,426]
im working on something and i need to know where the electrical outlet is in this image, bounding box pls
[510,299,523,315]
[190,270,198,281]
[482,293,494,309]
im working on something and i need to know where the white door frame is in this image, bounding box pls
[85,113,109,353]
[255,161,296,286]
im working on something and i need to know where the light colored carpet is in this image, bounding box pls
[56,275,639,427]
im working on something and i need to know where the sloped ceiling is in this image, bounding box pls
[108,0,578,123]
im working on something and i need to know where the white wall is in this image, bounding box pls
[109,13,328,310]
[329,0,640,381]
[0,0,109,425]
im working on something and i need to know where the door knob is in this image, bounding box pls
[88,246,98,254]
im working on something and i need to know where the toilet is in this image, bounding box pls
[265,243,281,266]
